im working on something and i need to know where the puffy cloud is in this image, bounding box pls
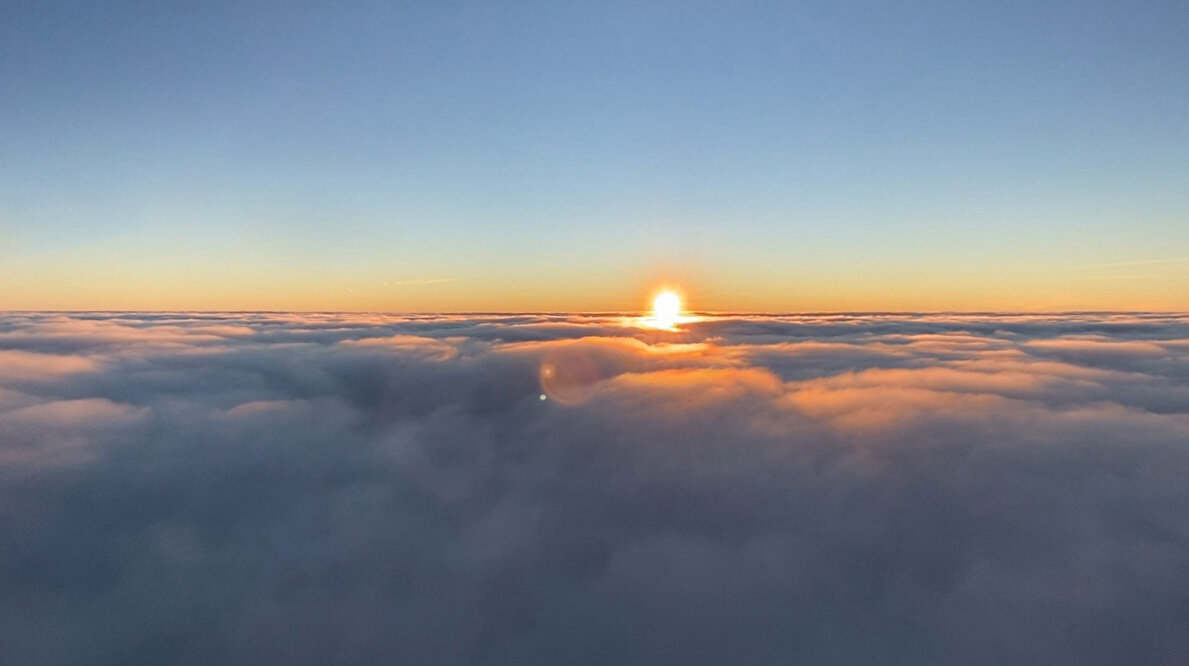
[1,312,1189,665]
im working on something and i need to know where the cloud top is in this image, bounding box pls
[2,311,1188,665]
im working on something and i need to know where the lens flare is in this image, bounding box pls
[539,347,602,405]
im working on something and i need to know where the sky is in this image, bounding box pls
[2,0,1187,311]
[3,310,1189,663]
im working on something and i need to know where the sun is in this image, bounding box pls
[650,290,682,329]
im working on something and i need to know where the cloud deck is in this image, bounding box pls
[2,312,1188,664]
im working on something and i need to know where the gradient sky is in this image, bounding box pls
[2,0,1187,311]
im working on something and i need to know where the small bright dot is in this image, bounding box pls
[539,394,547,401]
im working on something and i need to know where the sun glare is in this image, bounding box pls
[651,291,682,329]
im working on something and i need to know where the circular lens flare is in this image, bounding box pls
[539,348,601,405]
[652,291,681,329]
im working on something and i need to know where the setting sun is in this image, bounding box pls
[651,290,682,329]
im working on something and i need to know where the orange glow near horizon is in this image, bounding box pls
[1,249,1187,312]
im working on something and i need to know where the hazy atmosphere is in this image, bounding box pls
[3,0,1187,311]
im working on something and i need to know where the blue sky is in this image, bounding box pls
[2,0,1187,310]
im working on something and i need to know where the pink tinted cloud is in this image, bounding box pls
[0,349,98,381]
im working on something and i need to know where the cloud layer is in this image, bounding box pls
[2,311,1189,665]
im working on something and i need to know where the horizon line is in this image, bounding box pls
[2,309,1186,316]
